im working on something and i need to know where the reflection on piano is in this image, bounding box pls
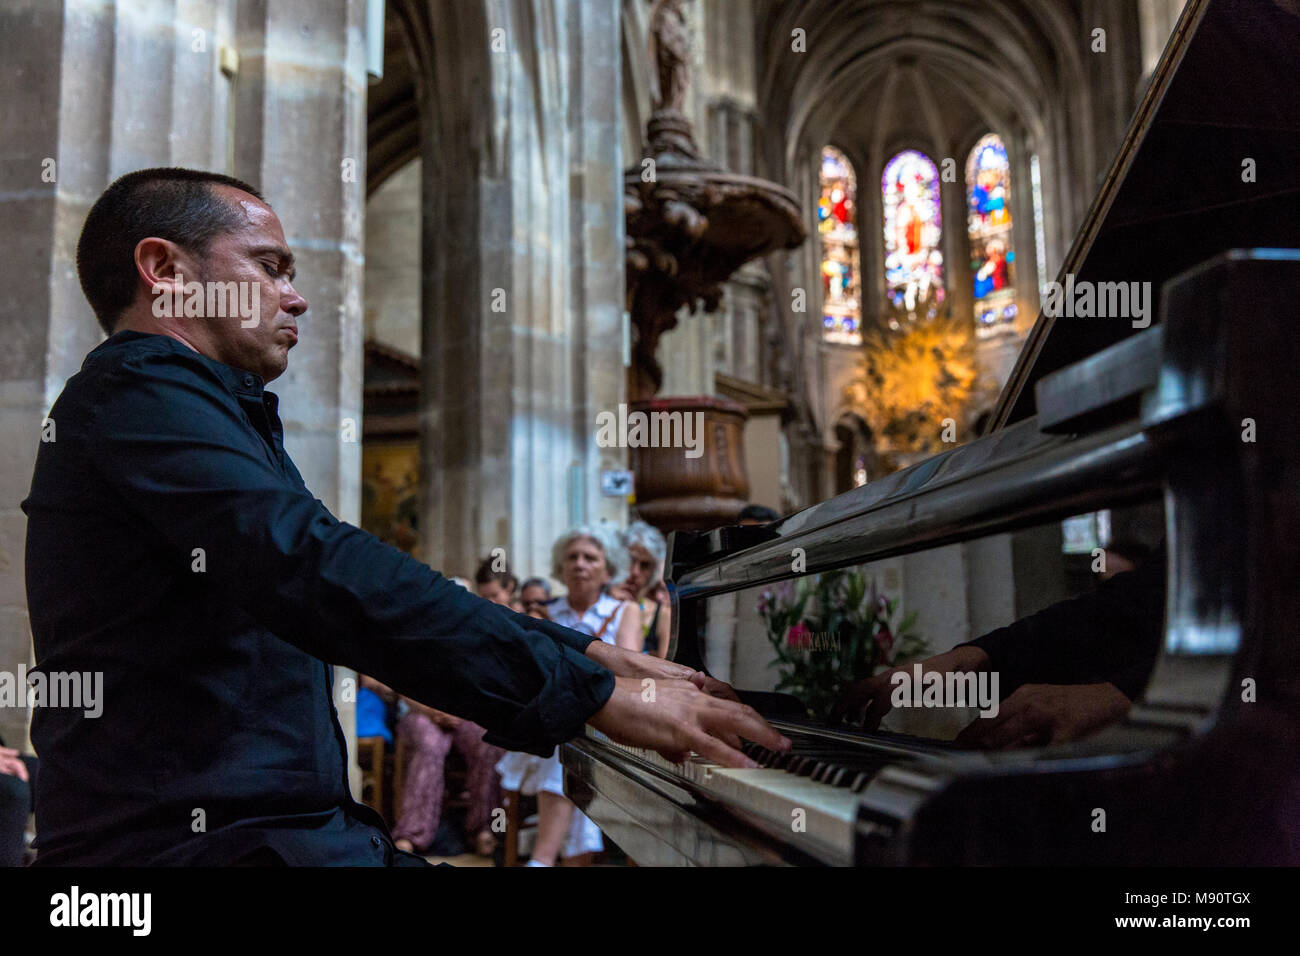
[562,0,1300,865]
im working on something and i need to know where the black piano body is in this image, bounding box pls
[562,0,1300,865]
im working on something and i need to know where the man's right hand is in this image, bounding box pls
[587,676,790,769]
[835,646,991,730]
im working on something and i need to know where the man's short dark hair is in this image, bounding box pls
[76,168,265,335]
[1105,537,1154,567]
[738,504,780,523]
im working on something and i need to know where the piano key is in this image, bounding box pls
[704,767,862,853]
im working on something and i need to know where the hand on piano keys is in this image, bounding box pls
[587,674,792,769]
[583,639,738,700]
[953,682,1132,749]
[834,645,991,731]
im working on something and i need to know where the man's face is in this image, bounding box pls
[185,186,307,383]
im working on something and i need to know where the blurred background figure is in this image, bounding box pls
[388,562,509,858]
[474,559,517,606]
[0,736,35,867]
[496,524,639,865]
[738,504,780,525]
[519,577,552,620]
[611,521,672,658]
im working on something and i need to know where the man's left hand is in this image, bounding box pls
[583,641,741,701]
[954,682,1132,749]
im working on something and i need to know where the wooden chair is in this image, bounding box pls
[501,789,538,866]
[500,792,603,866]
[356,735,389,820]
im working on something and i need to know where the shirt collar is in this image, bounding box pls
[92,330,272,399]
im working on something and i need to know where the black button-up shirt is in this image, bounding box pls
[21,330,614,865]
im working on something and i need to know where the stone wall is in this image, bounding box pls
[1,0,369,787]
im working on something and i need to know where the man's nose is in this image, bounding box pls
[282,283,308,317]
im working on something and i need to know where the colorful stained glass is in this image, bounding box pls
[882,150,945,316]
[966,133,1017,336]
[819,146,861,345]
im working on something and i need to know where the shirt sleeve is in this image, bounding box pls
[955,560,1166,699]
[84,349,613,756]
[961,561,1164,702]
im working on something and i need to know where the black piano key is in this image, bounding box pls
[766,748,805,771]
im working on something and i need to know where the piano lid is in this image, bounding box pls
[990,0,1300,430]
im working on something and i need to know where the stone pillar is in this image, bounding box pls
[943,146,973,329]
[0,0,70,751]
[412,0,626,586]
[0,0,243,750]
[230,0,370,797]
[0,0,369,787]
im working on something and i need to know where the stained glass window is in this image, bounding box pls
[882,150,944,321]
[818,146,861,345]
[966,134,1017,337]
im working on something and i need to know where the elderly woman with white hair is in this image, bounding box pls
[495,522,642,864]
[610,520,672,658]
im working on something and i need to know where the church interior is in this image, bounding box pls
[4,0,1298,876]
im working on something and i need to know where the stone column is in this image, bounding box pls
[0,0,369,784]
[0,0,242,750]
[411,0,626,586]
[230,0,370,797]
[0,0,71,751]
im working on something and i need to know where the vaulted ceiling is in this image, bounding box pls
[753,0,1142,230]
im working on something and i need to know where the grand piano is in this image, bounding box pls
[561,0,1300,865]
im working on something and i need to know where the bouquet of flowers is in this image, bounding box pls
[758,569,925,723]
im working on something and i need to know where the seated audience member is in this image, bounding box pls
[474,561,516,606]
[497,524,641,865]
[738,503,780,525]
[0,737,35,867]
[519,577,552,620]
[610,521,672,658]
[389,568,505,858]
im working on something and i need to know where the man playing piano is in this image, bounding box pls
[20,168,789,866]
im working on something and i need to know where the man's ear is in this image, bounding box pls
[134,237,192,303]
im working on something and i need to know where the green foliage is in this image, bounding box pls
[757,568,927,722]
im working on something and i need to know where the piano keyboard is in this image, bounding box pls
[594,729,909,858]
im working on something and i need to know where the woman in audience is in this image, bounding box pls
[496,524,641,865]
[611,521,673,658]
[390,567,505,858]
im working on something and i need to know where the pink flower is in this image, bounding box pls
[874,626,894,655]
[786,622,812,649]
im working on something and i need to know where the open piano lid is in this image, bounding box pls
[990,0,1300,430]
